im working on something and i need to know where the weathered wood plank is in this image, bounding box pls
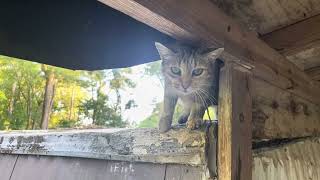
[218,62,252,180]
[252,61,319,103]
[262,14,320,56]
[285,43,320,72]
[0,128,206,166]
[9,156,166,180]
[165,164,204,180]
[99,0,320,105]
[253,137,320,180]
[0,154,18,180]
[252,78,320,139]
[210,0,320,34]
[306,66,320,81]
[207,122,218,178]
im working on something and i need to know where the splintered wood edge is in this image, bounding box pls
[253,137,320,179]
[0,127,209,166]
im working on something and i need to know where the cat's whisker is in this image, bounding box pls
[203,90,210,108]
[195,90,208,110]
[197,89,217,105]
[200,89,217,103]
[205,94,217,105]
[156,42,223,131]
[194,91,203,109]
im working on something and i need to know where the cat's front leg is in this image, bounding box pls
[178,100,191,124]
[159,94,178,132]
[186,103,206,130]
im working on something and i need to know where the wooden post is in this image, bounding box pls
[218,62,252,180]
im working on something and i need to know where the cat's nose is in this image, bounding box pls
[181,84,189,90]
[181,81,191,90]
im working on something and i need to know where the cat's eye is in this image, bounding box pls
[192,68,204,76]
[171,67,181,75]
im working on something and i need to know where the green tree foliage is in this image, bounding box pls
[79,69,135,128]
[138,102,217,128]
[138,101,184,128]
[0,55,213,130]
[0,58,44,129]
[0,55,136,130]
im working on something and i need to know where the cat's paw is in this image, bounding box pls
[158,118,172,133]
[178,114,189,124]
[186,119,203,130]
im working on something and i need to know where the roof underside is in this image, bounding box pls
[211,0,320,81]
[0,1,173,70]
[0,0,319,77]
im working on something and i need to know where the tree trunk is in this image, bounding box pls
[114,89,121,114]
[25,87,33,129]
[31,98,43,129]
[68,85,75,121]
[41,67,56,129]
[8,82,17,119]
[92,81,104,125]
[92,87,100,125]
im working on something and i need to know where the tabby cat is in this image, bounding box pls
[155,42,224,132]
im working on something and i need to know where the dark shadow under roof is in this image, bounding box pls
[0,0,173,70]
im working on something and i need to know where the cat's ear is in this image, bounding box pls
[204,48,224,60]
[155,42,175,60]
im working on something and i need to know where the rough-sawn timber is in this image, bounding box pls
[0,127,207,166]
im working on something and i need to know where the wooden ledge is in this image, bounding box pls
[0,127,209,166]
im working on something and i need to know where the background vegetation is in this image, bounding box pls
[0,55,215,130]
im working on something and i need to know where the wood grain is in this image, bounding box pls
[217,62,252,180]
[0,154,18,180]
[253,137,320,180]
[9,156,166,180]
[252,78,320,139]
[210,0,320,34]
[98,0,320,105]
[306,66,320,81]
[262,14,320,56]
[165,164,204,180]
[0,128,206,166]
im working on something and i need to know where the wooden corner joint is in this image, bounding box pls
[220,52,254,73]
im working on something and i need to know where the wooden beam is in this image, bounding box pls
[98,0,320,105]
[262,14,320,56]
[252,78,320,139]
[252,62,320,105]
[218,62,252,180]
[305,66,320,81]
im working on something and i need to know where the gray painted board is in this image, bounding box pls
[0,154,18,180]
[165,164,203,180]
[10,155,166,180]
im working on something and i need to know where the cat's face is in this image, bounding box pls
[155,42,224,96]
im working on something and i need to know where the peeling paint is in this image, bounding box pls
[0,127,207,166]
[0,137,3,144]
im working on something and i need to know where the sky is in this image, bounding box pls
[118,63,164,124]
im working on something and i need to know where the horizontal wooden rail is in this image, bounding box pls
[262,14,320,56]
[0,128,207,166]
[252,78,320,139]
